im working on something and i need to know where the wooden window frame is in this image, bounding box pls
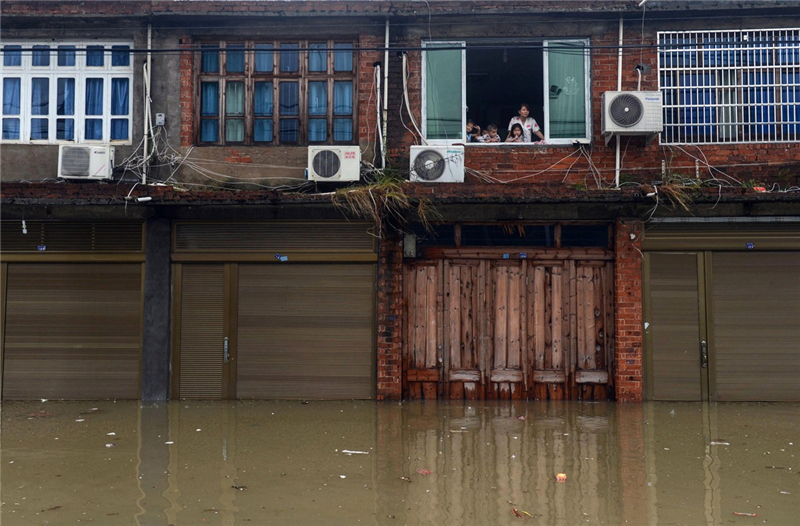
[194,39,357,146]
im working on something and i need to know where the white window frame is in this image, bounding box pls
[421,40,466,146]
[0,41,134,145]
[543,39,592,145]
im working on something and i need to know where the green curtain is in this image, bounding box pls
[425,43,463,140]
[547,42,586,139]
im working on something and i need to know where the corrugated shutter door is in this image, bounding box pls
[237,264,374,399]
[712,252,800,401]
[179,265,225,399]
[3,263,142,400]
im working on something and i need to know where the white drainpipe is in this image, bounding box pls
[615,17,623,188]
[382,19,390,169]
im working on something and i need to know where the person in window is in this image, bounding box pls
[505,123,525,143]
[508,102,544,143]
[480,124,501,143]
[466,119,481,142]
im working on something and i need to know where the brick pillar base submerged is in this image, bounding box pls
[614,220,644,402]
[376,233,403,400]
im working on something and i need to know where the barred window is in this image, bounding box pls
[658,28,800,145]
[196,40,356,146]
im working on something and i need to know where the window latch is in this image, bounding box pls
[223,336,230,364]
[700,340,708,369]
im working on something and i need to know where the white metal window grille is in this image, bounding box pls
[0,41,134,145]
[658,28,800,145]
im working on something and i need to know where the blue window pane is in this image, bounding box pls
[226,44,245,73]
[201,82,219,116]
[85,78,104,115]
[333,81,353,115]
[3,118,20,139]
[254,44,274,73]
[58,46,76,67]
[57,118,74,140]
[3,78,21,115]
[57,78,75,115]
[31,78,49,115]
[254,119,273,142]
[32,45,50,67]
[85,119,102,140]
[279,82,299,116]
[280,44,299,72]
[333,118,353,141]
[334,43,353,72]
[254,82,273,116]
[3,45,22,66]
[111,119,128,140]
[308,119,327,142]
[201,45,219,73]
[87,46,104,67]
[31,119,48,140]
[309,43,327,72]
[308,81,327,116]
[279,119,299,142]
[201,119,218,142]
[112,46,130,67]
[781,72,800,136]
[111,78,129,116]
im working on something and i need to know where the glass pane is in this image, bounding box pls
[547,41,587,139]
[254,44,274,73]
[279,119,299,142]
[3,118,20,139]
[309,43,327,72]
[111,119,128,140]
[85,78,103,115]
[112,45,130,67]
[309,118,327,142]
[201,119,218,142]
[85,119,102,140]
[308,81,327,116]
[3,78,21,115]
[31,78,49,115]
[425,43,463,140]
[334,43,353,72]
[30,119,48,140]
[58,46,76,67]
[57,118,74,140]
[201,82,219,116]
[3,45,22,67]
[461,225,555,247]
[254,82,273,116]
[111,78,129,116]
[87,46,104,67]
[201,45,219,73]
[57,78,75,115]
[225,119,244,142]
[32,45,50,67]
[254,119,273,142]
[225,82,244,116]
[280,44,299,72]
[226,44,245,73]
[560,225,610,248]
[333,118,352,141]
[333,81,352,115]
[279,82,299,116]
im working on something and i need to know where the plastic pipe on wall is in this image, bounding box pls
[615,17,623,189]
[382,19,389,168]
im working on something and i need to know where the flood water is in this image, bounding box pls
[1,401,798,525]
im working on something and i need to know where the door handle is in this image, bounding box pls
[700,340,708,369]
[223,337,230,364]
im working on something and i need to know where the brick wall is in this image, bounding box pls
[376,233,404,400]
[614,219,644,402]
[179,37,194,147]
[357,34,384,158]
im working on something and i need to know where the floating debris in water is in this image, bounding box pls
[710,440,730,446]
[105,444,116,448]
[342,450,369,455]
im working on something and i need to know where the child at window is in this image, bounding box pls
[480,124,501,143]
[466,119,481,142]
[508,103,544,142]
[505,123,524,143]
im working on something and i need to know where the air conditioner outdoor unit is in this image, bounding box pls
[307,146,361,182]
[58,144,115,180]
[409,145,465,183]
[601,91,663,140]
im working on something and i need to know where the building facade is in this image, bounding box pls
[1,0,799,402]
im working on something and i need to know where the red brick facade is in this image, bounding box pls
[613,220,644,402]
[376,234,404,400]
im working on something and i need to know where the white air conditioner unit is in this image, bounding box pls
[601,91,663,142]
[58,144,115,180]
[307,146,361,182]
[409,145,465,183]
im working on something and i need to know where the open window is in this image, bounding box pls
[422,38,591,145]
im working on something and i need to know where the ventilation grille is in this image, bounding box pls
[60,147,92,176]
[411,149,447,181]
[312,150,341,178]
[0,221,144,252]
[609,94,644,127]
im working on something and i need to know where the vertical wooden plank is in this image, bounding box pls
[593,266,604,371]
[423,381,437,400]
[447,261,460,369]
[577,266,588,371]
[544,268,553,370]
[444,261,455,398]
[568,261,578,399]
[584,266,597,371]
[520,260,529,395]
[507,265,521,370]
[493,264,508,370]
[435,261,444,398]
[605,262,615,393]
[450,382,464,400]
[533,266,546,370]
[402,264,414,397]
[478,260,489,399]
[426,265,438,369]
[550,265,564,400]
[467,264,478,370]
[414,265,427,369]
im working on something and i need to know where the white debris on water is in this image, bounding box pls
[342,450,369,455]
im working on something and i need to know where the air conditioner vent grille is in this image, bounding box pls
[411,149,447,181]
[312,150,341,179]
[60,147,92,176]
[609,94,644,127]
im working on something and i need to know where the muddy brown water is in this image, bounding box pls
[1,401,798,525]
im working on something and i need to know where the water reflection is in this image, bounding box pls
[1,401,798,524]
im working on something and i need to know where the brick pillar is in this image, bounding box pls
[614,220,644,402]
[376,233,403,400]
[179,36,194,147]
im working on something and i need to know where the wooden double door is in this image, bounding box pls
[403,256,615,400]
[645,251,800,401]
